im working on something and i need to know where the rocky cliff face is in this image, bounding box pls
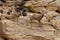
[0,0,60,40]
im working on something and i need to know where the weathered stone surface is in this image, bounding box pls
[54,37,60,40]
[50,16,60,29]
[55,0,60,7]
[0,0,60,40]
[54,30,60,37]
[47,3,58,11]
[44,11,59,22]
[0,37,3,40]
[0,19,55,40]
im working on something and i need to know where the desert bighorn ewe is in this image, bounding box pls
[27,12,44,27]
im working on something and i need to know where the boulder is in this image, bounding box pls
[50,16,60,29]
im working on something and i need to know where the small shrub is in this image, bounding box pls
[26,4,35,12]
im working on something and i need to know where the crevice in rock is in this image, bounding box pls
[55,9,60,13]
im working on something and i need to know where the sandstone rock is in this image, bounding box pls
[41,16,49,24]
[55,0,60,7]
[0,1,3,6]
[0,19,55,40]
[54,37,60,40]
[44,11,59,22]
[33,7,47,13]
[54,30,60,37]
[1,19,31,40]
[0,0,60,40]
[24,1,32,7]
[44,35,55,40]
[41,24,55,31]
[7,1,15,7]
[47,3,58,11]
[50,16,60,29]
[0,21,3,37]
[1,20,23,39]
[0,37,3,40]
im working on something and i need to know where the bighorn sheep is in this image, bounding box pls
[27,12,44,27]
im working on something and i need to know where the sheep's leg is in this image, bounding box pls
[30,18,33,23]
[17,17,20,24]
[38,20,42,27]
[17,17,18,23]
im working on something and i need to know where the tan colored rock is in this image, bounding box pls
[0,19,55,40]
[47,1,58,11]
[41,16,49,24]
[33,7,47,13]
[7,1,16,7]
[50,16,60,29]
[41,24,55,31]
[54,30,60,37]
[24,1,32,7]
[1,19,28,40]
[30,36,49,40]
[54,37,60,40]
[55,0,60,7]
[0,37,3,40]
[1,0,60,40]
[41,11,59,25]
[44,11,59,21]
